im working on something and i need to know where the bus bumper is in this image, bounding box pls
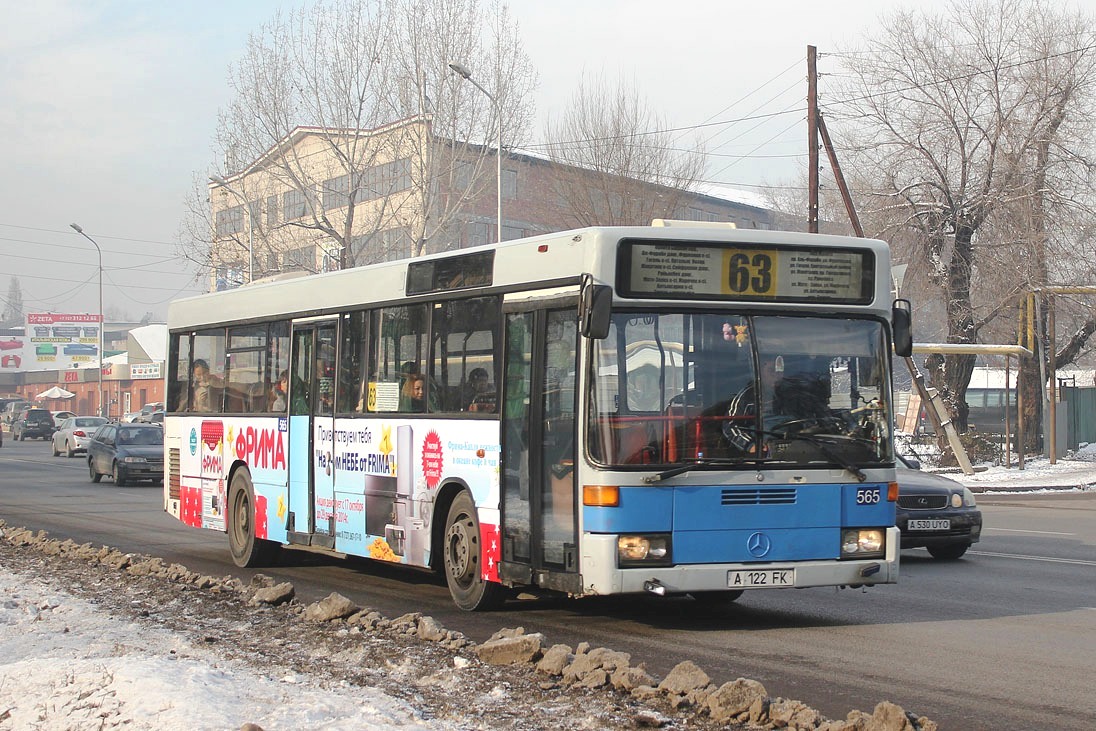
[579,526,900,596]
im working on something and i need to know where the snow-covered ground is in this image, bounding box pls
[914,441,1096,492]
[0,569,453,731]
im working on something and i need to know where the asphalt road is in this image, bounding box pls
[1,435,1093,730]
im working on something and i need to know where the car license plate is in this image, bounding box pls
[727,569,794,588]
[907,519,950,530]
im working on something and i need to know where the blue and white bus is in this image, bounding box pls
[164,223,912,610]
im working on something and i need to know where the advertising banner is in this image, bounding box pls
[24,313,102,371]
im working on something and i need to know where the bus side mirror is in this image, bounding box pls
[581,284,612,339]
[892,299,913,357]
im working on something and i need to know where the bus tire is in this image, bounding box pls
[228,469,280,568]
[690,590,745,605]
[443,491,505,611]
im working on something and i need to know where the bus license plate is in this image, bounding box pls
[727,569,794,588]
[907,519,950,530]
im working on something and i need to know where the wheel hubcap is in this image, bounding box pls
[445,516,474,586]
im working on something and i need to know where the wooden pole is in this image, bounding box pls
[807,45,819,233]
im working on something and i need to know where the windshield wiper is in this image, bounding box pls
[642,457,766,484]
[739,427,869,483]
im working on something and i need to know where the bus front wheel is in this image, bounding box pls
[443,491,505,611]
[228,470,280,568]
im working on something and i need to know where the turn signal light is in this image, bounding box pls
[583,485,619,507]
[887,482,899,501]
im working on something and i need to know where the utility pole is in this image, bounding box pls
[805,44,974,473]
[807,45,819,233]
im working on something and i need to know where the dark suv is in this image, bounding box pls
[13,408,56,441]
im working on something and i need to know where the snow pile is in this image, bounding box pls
[0,571,450,731]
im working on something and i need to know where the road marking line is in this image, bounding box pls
[970,550,1096,567]
[983,527,1074,536]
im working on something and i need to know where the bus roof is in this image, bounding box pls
[169,225,891,331]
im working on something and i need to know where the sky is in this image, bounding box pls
[0,0,954,322]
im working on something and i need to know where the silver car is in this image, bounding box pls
[52,416,109,458]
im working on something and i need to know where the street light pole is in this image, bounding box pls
[68,223,105,418]
[448,62,503,245]
[209,175,254,284]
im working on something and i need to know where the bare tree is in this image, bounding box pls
[833,0,1096,443]
[542,74,707,227]
[177,0,535,280]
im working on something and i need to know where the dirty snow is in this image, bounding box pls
[0,570,453,731]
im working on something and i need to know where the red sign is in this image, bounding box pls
[421,430,444,489]
[64,371,79,382]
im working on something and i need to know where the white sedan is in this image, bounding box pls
[51,416,110,458]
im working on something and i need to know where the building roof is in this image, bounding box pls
[129,324,167,362]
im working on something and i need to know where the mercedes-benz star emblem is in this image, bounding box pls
[747,531,772,558]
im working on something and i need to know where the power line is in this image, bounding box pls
[0,234,176,259]
[0,222,176,248]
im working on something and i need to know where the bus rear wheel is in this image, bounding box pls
[443,491,505,611]
[228,470,280,568]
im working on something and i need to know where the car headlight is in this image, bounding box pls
[961,488,977,507]
[123,456,147,463]
[617,534,672,567]
[841,528,885,558]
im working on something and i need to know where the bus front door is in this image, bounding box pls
[287,321,338,547]
[500,307,579,593]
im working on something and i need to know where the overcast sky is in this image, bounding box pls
[1,0,946,321]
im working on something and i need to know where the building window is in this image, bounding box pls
[215,206,244,236]
[283,189,308,221]
[502,168,517,200]
[323,174,350,209]
[215,263,245,291]
[350,227,410,265]
[283,246,316,271]
[466,221,490,246]
[455,161,473,190]
[361,158,413,201]
[266,195,278,227]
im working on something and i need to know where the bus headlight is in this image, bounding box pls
[840,528,885,558]
[617,534,672,567]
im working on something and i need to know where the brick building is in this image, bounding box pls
[208,118,776,288]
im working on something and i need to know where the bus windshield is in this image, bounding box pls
[588,312,893,468]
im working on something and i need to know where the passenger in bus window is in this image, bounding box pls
[464,367,495,412]
[188,359,223,413]
[401,374,427,412]
[271,370,288,411]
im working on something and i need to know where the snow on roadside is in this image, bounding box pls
[0,570,454,731]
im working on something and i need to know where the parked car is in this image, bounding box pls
[147,410,164,425]
[52,416,110,457]
[896,455,983,559]
[122,411,142,423]
[1,400,30,426]
[12,407,57,441]
[87,423,164,486]
[133,402,165,423]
